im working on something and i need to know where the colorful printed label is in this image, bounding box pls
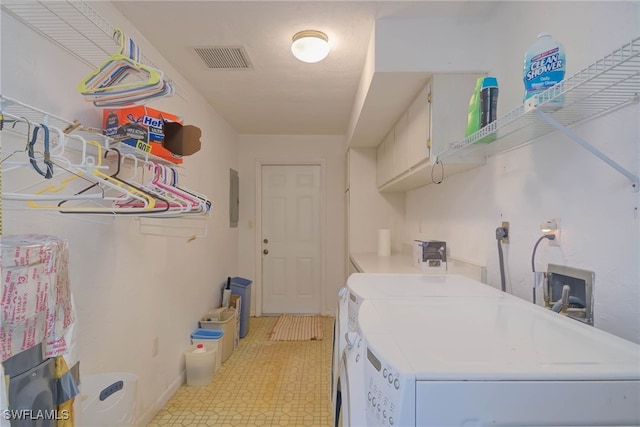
[135,140,152,153]
[525,48,563,81]
[524,46,565,101]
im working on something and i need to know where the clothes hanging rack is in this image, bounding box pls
[1,96,211,236]
[0,95,180,167]
[1,0,185,101]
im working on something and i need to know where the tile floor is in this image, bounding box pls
[148,316,335,427]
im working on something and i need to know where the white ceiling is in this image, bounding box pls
[113,1,497,137]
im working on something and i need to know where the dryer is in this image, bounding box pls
[2,343,57,427]
[331,273,505,426]
[360,298,640,426]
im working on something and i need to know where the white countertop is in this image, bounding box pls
[350,252,488,283]
[350,252,419,274]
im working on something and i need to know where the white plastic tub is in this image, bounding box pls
[191,328,223,372]
[199,308,236,362]
[184,344,216,387]
[79,372,137,427]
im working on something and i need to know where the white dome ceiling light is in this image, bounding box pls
[291,30,330,63]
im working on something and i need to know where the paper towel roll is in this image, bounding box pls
[377,229,391,257]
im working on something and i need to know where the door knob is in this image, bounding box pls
[263,249,269,255]
[263,239,268,244]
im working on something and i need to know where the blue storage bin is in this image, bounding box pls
[191,329,224,340]
[230,276,252,338]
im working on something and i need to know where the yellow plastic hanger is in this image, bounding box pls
[77,29,162,96]
[25,141,155,212]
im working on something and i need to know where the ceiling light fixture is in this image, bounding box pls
[291,30,330,63]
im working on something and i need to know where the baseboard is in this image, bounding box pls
[136,370,185,427]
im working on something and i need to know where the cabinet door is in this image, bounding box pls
[430,74,484,159]
[376,129,394,187]
[393,112,409,177]
[407,83,431,168]
[383,128,394,184]
[376,139,385,188]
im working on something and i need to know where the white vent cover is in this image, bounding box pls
[193,46,253,69]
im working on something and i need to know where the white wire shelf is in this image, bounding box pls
[1,0,185,100]
[0,95,182,167]
[436,36,640,188]
[1,95,210,236]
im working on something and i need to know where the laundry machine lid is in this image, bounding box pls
[346,273,504,300]
[360,299,640,381]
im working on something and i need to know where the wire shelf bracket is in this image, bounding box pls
[536,108,639,192]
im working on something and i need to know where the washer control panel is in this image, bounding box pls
[364,346,404,426]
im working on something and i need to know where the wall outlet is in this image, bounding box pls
[549,219,561,246]
[501,221,509,244]
[152,337,159,357]
[542,218,561,246]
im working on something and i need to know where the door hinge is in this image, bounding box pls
[427,93,432,103]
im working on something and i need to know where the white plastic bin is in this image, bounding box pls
[199,308,236,362]
[79,372,137,427]
[184,344,216,387]
[191,329,223,372]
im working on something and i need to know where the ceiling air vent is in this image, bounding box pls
[193,46,253,69]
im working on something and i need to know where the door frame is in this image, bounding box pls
[254,158,327,316]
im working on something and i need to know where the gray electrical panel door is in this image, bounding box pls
[230,169,239,228]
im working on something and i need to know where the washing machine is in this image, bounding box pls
[360,298,640,426]
[2,343,57,427]
[331,273,505,426]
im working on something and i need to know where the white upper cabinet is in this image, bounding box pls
[392,112,409,177]
[377,73,484,192]
[407,83,431,169]
[376,128,395,188]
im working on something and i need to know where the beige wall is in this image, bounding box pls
[1,3,239,424]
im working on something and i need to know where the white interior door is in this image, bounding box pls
[261,165,321,314]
